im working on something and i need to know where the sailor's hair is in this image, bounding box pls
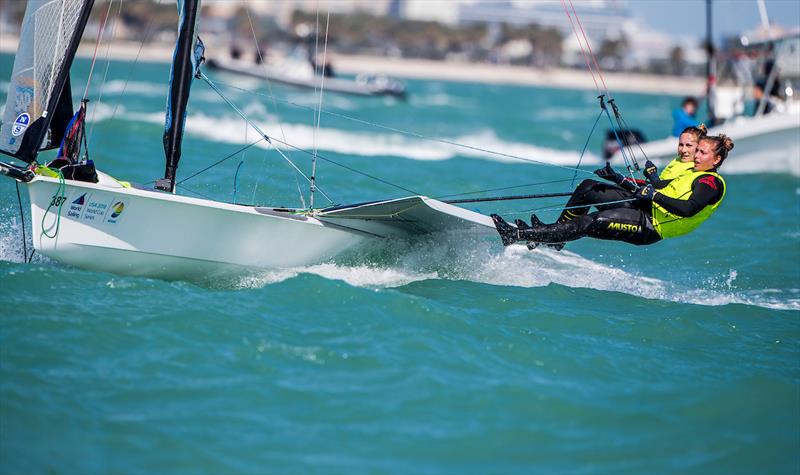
[700,134,735,167]
[681,123,708,139]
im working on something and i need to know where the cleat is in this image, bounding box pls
[530,214,544,227]
[490,214,518,246]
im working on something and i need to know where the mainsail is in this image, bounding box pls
[0,0,94,163]
[158,0,204,193]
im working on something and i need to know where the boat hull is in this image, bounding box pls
[611,111,800,175]
[26,176,366,280]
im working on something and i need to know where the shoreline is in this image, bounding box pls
[0,34,705,96]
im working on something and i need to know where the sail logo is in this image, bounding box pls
[73,194,86,205]
[12,113,30,136]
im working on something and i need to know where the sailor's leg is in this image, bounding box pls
[516,215,592,243]
[582,207,662,245]
[556,179,636,223]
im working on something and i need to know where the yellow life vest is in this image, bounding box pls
[651,170,726,239]
[659,157,695,181]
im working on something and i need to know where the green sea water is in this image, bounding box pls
[1,53,799,474]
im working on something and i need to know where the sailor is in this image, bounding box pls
[643,124,707,188]
[671,97,699,137]
[492,134,732,247]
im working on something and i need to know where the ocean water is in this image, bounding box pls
[1,53,799,474]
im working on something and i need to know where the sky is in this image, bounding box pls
[628,0,800,43]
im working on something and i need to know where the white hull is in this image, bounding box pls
[612,110,800,175]
[23,174,495,281]
[26,176,366,280]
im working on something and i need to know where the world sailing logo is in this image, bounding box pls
[11,113,30,136]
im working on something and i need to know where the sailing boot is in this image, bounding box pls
[523,214,544,250]
[546,213,567,251]
[490,214,519,246]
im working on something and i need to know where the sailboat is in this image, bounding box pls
[0,0,493,281]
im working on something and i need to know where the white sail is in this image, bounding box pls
[0,0,92,159]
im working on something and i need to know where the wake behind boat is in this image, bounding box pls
[206,55,406,99]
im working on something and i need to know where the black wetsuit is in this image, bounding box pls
[513,176,723,246]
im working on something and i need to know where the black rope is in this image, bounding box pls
[15,181,28,263]
[443,191,573,204]
[433,177,578,200]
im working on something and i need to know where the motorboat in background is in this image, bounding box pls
[610,26,800,175]
[206,47,406,99]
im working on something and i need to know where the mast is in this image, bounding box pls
[157,0,204,193]
[705,0,717,126]
[0,0,94,163]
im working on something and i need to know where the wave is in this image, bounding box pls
[0,213,795,311]
[225,236,799,311]
[105,109,599,165]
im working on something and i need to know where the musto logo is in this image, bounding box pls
[607,222,641,233]
[110,201,125,218]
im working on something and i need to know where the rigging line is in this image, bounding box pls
[568,0,611,99]
[199,73,335,205]
[560,0,600,93]
[614,109,649,164]
[244,6,303,207]
[310,8,332,210]
[264,134,421,196]
[88,0,122,144]
[244,7,294,164]
[508,197,638,216]
[571,108,603,187]
[15,182,28,263]
[208,80,599,176]
[83,0,112,100]
[176,137,266,186]
[602,106,635,179]
[443,192,573,205]
[106,14,157,126]
[433,177,578,200]
[606,99,642,171]
[175,183,217,202]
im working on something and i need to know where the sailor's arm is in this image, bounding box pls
[651,175,724,217]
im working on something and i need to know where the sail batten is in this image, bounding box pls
[0,0,94,163]
[159,0,203,193]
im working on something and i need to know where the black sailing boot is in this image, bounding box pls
[490,214,519,246]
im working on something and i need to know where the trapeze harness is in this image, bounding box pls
[511,169,725,246]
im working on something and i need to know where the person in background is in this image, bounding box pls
[671,96,699,137]
[753,80,780,115]
[492,134,733,248]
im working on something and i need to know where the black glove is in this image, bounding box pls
[594,163,625,185]
[643,160,658,181]
[636,184,657,201]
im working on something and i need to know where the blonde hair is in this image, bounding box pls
[681,123,708,140]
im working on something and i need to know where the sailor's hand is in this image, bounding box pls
[636,184,657,201]
[643,160,658,180]
[594,163,624,184]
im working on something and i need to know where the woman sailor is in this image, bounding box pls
[492,134,732,247]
